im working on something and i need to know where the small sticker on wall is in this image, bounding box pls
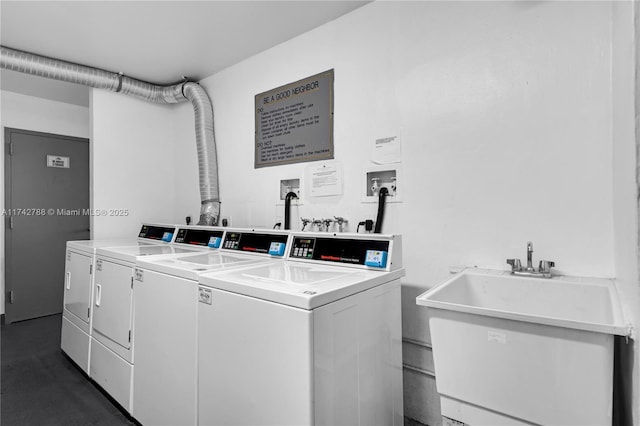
[488,330,507,344]
[47,155,70,168]
[134,268,144,282]
[96,260,102,272]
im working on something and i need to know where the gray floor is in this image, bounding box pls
[1,313,430,426]
[1,314,135,426]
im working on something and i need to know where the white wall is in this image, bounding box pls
[190,2,627,424]
[203,1,615,274]
[0,90,90,315]
[90,90,186,238]
[612,2,640,424]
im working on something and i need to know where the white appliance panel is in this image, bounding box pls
[136,252,268,281]
[96,244,199,263]
[132,270,198,426]
[198,288,313,426]
[61,316,90,373]
[64,250,92,325]
[90,338,133,412]
[313,280,403,426]
[199,262,403,309]
[92,259,133,350]
[67,239,157,253]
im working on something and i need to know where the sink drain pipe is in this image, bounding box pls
[0,46,220,226]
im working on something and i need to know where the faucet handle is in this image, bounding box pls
[538,260,555,274]
[506,258,522,271]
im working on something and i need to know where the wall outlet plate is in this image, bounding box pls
[362,165,402,203]
[280,178,301,200]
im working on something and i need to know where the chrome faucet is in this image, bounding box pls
[507,241,555,278]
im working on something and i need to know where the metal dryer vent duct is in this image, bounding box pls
[0,46,220,226]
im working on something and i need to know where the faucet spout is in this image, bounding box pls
[526,241,534,271]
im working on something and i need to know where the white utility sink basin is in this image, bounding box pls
[417,268,630,335]
[416,268,631,426]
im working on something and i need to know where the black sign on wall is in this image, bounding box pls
[255,69,334,168]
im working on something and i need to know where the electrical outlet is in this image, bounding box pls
[221,216,231,227]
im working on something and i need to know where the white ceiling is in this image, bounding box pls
[0,1,370,107]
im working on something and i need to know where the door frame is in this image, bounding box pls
[3,127,90,323]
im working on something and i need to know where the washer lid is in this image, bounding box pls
[95,244,201,263]
[66,239,159,254]
[137,251,276,281]
[198,262,405,309]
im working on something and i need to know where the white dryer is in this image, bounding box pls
[89,230,211,413]
[131,228,290,426]
[197,232,405,426]
[61,223,177,374]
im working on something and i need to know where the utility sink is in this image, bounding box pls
[416,269,631,426]
[417,268,630,335]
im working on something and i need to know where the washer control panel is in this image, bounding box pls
[289,236,390,268]
[222,232,289,256]
[174,228,224,249]
[291,238,315,259]
[139,224,176,242]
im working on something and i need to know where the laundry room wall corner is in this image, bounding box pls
[91,90,186,239]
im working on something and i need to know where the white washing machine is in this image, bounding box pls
[61,223,177,374]
[131,228,290,426]
[197,232,405,426]
[89,228,214,413]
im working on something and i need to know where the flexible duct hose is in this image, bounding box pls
[0,45,220,225]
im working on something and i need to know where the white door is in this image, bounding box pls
[92,258,133,349]
[63,250,92,324]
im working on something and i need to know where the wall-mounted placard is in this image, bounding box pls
[46,155,70,168]
[255,69,334,168]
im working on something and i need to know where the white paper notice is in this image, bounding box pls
[308,162,343,197]
[371,136,401,164]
